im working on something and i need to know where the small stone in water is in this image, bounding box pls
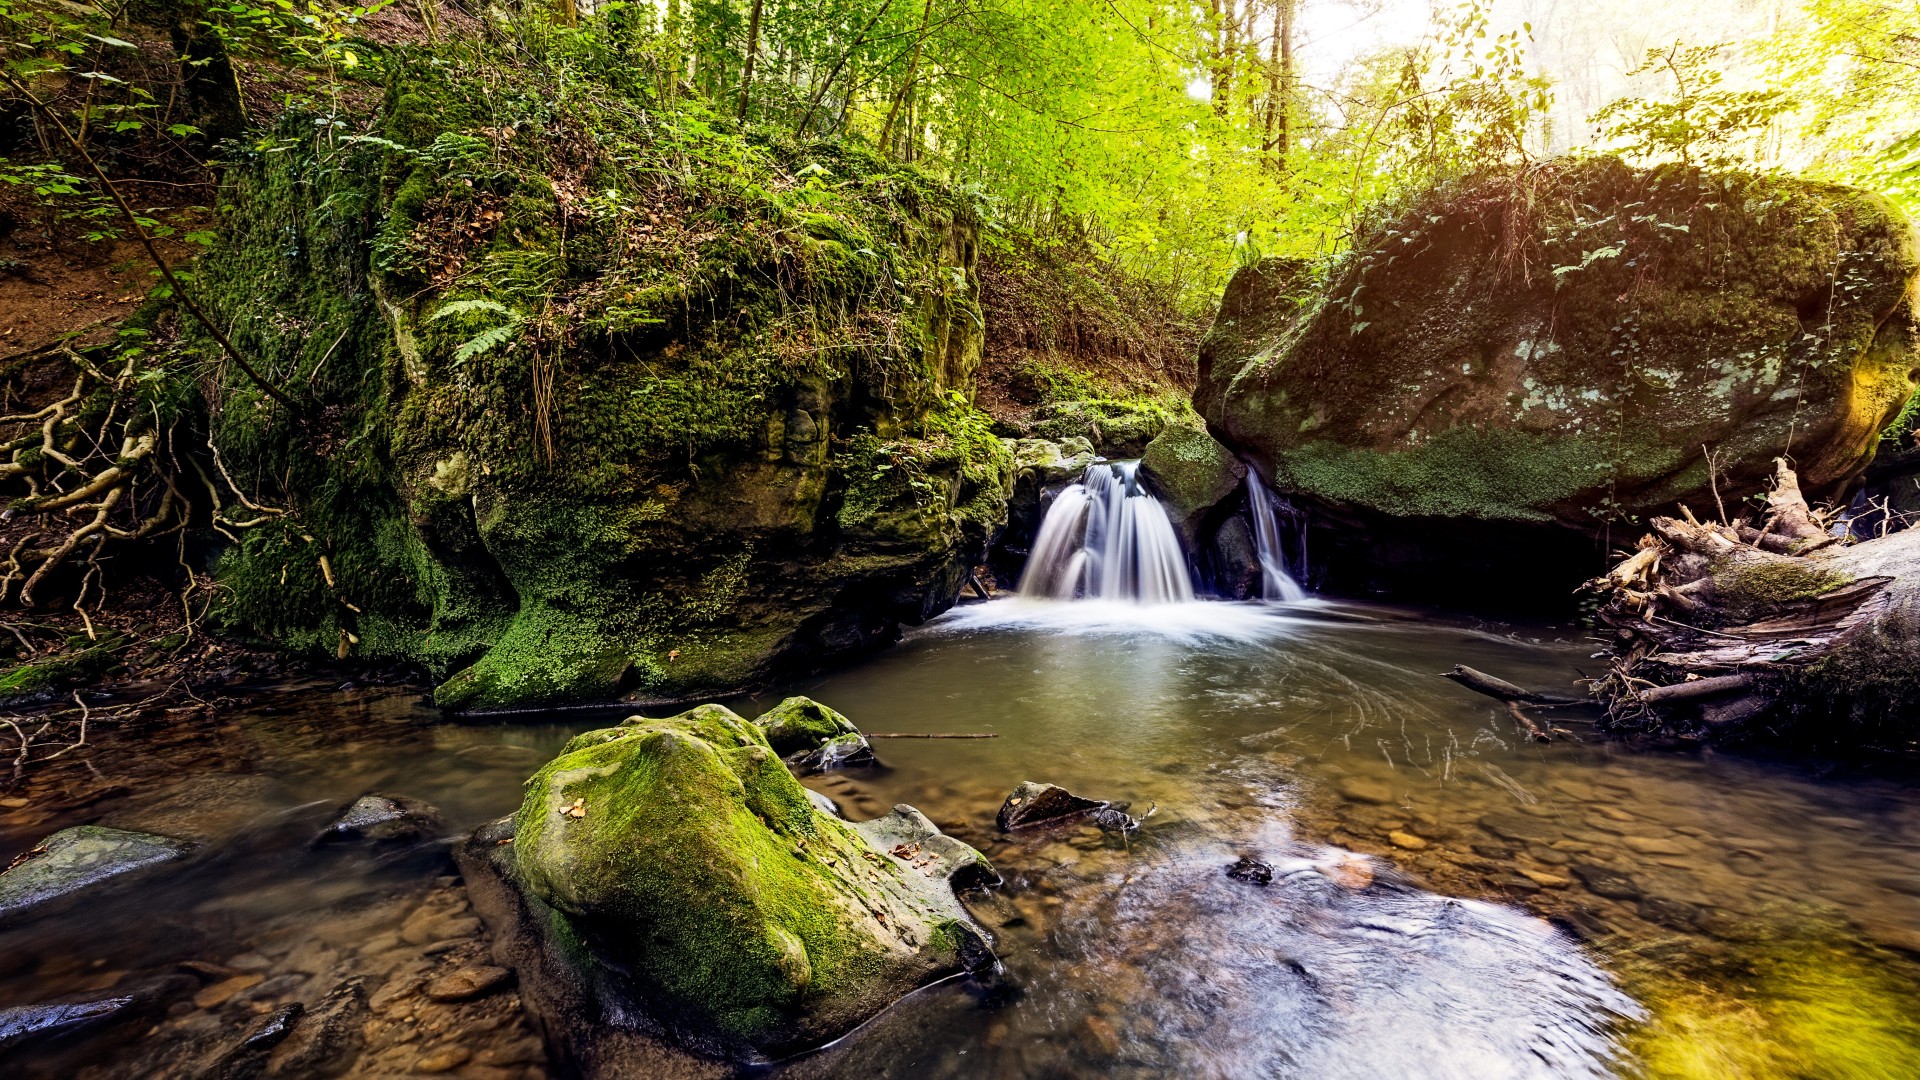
[1226,856,1273,885]
[413,1044,472,1073]
[1388,831,1427,851]
[1519,868,1570,888]
[1571,864,1641,901]
[425,965,512,1003]
[1337,776,1395,805]
[194,973,264,1010]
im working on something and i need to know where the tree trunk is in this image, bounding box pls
[164,1,248,148]
[881,0,935,156]
[1210,0,1238,117]
[1589,458,1920,745]
[1262,0,1296,169]
[737,0,764,119]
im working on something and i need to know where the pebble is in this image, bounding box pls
[1518,869,1570,888]
[412,1045,472,1073]
[1337,777,1395,805]
[1621,835,1690,856]
[1572,864,1641,901]
[1388,831,1427,851]
[194,973,265,1010]
[425,966,512,1003]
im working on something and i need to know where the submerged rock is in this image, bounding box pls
[1198,157,1920,599]
[996,781,1109,831]
[313,792,445,847]
[0,825,194,924]
[753,696,877,773]
[1226,856,1274,885]
[458,702,996,1072]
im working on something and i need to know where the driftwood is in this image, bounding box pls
[1439,665,1583,742]
[1587,458,1920,740]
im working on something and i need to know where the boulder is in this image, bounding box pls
[997,437,1098,575]
[1198,158,1920,599]
[0,825,194,924]
[0,975,195,1053]
[458,703,996,1072]
[313,792,444,847]
[200,94,1017,713]
[1139,424,1245,547]
[752,696,876,773]
[996,781,1109,831]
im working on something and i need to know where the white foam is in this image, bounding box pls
[932,597,1324,642]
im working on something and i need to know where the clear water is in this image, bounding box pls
[4,602,1919,1078]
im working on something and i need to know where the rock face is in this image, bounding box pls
[0,825,193,924]
[1136,424,1267,594]
[460,703,994,1070]
[1198,158,1920,595]
[200,75,1014,711]
[993,437,1098,583]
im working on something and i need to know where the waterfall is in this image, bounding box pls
[1247,478,1308,601]
[1019,461,1195,604]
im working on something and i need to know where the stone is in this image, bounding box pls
[0,825,194,924]
[1138,423,1247,554]
[0,975,192,1053]
[1197,159,1920,600]
[1518,869,1570,888]
[1478,814,1559,845]
[751,697,876,773]
[463,702,1000,1067]
[1337,776,1396,806]
[412,1045,472,1073]
[268,977,367,1078]
[194,974,265,1010]
[1387,831,1428,851]
[424,966,512,1003]
[313,792,445,847]
[1619,835,1691,856]
[1226,856,1274,885]
[1571,864,1642,901]
[997,781,1109,831]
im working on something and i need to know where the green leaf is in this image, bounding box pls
[430,298,512,322]
[454,323,517,363]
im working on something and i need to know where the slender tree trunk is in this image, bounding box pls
[737,0,764,119]
[164,0,248,148]
[795,0,897,138]
[1262,0,1296,171]
[554,0,576,26]
[882,0,935,155]
[1210,0,1238,117]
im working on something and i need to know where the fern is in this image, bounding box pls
[430,298,513,322]
[454,323,519,362]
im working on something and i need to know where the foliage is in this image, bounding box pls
[1592,43,1795,169]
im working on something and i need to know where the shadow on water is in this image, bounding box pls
[1,599,1917,1077]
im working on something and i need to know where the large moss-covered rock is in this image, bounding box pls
[198,57,1012,710]
[496,703,992,1062]
[1198,158,1920,533]
[1139,424,1246,550]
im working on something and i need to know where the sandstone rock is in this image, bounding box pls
[425,966,512,1003]
[1139,424,1246,553]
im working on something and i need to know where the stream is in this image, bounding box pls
[4,598,1919,1077]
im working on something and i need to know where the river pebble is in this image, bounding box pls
[426,965,513,1003]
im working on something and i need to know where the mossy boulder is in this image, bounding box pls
[196,55,1013,710]
[487,703,991,1063]
[1139,424,1247,553]
[1198,158,1920,536]
[754,695,875,772]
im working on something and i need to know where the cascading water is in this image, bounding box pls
[1019,461,1195,604]
[1247,477,1308,601]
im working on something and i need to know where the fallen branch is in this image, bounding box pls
[1439,665,1583,705]
[865,732,998,739]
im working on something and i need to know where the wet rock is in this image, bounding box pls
[1088,804,1144,834]
[1138,424,1247,555]
[1637,896,1707,931]
[206,1003,304,1080]
[1518,869,1570,889]
[0,824,193,924]
[425,965,513,1003]
[1226,856,1274,885]
[1620,835,1691,856]
[997,781,1109,831]
[312,792,445,847]
[1571,864,1642,901]
[751,696,876,773]
[1478,813,1559,845]
[0,975,193,1053]
[1387,831,1428,851]
[267,977,366,1077]
[458,702,1000,1073]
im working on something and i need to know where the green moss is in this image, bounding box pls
[755,696,860,756]
[512,703,963,1049]
[0,635,126,703]
[1711,558,1852,623]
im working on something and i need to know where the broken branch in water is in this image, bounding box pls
[865,732,998,739]
[1439,665,1583,744]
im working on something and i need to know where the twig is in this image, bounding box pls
[865,732,999,739]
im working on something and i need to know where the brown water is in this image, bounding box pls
[4,598,1919,1078]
